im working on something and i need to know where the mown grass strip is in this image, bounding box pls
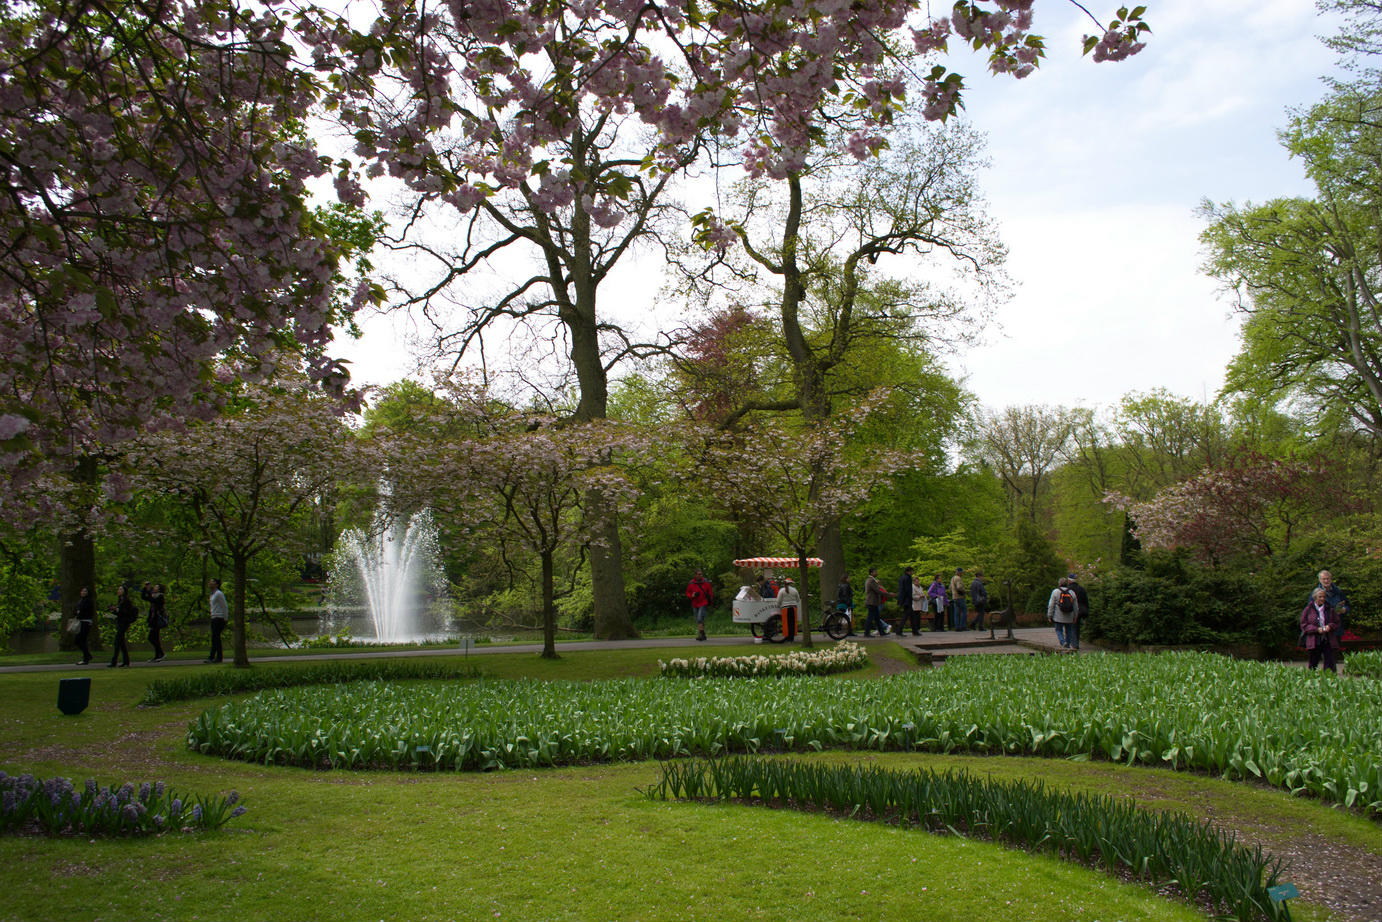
[184,652,1382,814]
[646,757,1287,922]
[141,659,484,705]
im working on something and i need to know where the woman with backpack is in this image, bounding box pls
[1046,577,1079,652]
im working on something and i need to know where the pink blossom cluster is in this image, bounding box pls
[376,381,659,556]
[0,0,357,522]
[1104,453,1344,564]
[131,377,369,561]
[1083,5,1150,62]
[311,1,1128,210]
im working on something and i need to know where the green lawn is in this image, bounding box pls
[0,646,1373,921]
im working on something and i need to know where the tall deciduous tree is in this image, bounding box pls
[966,404,1075,521]
[311,0,1147,639]
[1201,37,1381,440]
[690,119,1006,593]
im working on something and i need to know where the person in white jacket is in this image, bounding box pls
[909,575,927,638]
[775,578,801,642]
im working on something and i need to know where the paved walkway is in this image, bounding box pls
[0,625,1076,675]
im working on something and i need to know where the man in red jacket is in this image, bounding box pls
[686,569,714,641]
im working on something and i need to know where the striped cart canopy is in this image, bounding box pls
[732,557,823,568]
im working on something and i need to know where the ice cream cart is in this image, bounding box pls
[731,556,846,642]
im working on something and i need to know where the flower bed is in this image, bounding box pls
[648,757,1288,921]
[1344,649,1382,680]
[0,772,245,837]
[185,652,1382,814]
[659,641,868,677]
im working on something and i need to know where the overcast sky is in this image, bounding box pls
[331,0,1344,414]
[939,0,1341,411]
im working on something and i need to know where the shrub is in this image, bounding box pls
[647,758,1288,921]
[1088,550,1274,647]
[0,772,245,837]
[659,642,868,677]
[140,659,483,705]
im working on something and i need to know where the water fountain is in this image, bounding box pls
[326,506,451,643]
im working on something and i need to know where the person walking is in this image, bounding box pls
[926,575,947,632]
[775,577,801,642]
[142,582,167,662]
[948,567,968,631]
[836,573,856,635]
[1300,587,1342,673]
[1046,577,1079,652]
[107,585,137,668]
[205,578,228,663]
[863,567,890,636]
[1067,572,1090,632]
[72,586,95,666]
[968,570,989,631]
[686,569,714,642]
[897,566,917,637]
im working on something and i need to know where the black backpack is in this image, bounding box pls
[1057,588,1075,614]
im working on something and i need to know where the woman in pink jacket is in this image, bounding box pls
[1300,587,1342,673]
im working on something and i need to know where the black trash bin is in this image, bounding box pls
[58,677,91,715]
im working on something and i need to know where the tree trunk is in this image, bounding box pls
[231,551,250,667]
[539,548,559,659]
[816,521,844,615]
[570,317,635,639]
[58,455,101,652]
[796,550,813,648]
[58,531,96,653]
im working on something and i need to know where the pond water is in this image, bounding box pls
[6,610,459,654]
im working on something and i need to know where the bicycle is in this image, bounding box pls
[750,602,851,643]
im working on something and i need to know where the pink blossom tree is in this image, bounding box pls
[694,391,905,647]
[386,384,652,658]
[132,376,369,666]
[0,0,376,620]
[305,0,1148,640]
[1105,452,1347,566]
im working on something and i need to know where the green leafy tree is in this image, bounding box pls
[1201,85,1382,439]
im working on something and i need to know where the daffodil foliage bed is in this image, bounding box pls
[187,652,1381,814]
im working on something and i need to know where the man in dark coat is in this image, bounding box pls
[897,566,916,636]
[1067,573,1090,626]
